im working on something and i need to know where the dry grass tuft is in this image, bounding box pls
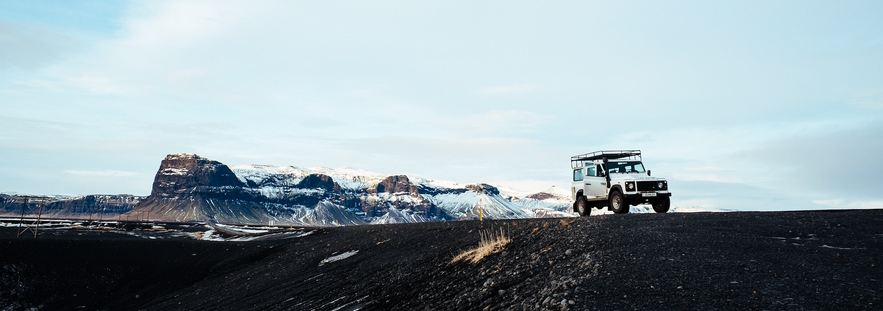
[451,228,510,264]
[560,219,575,227]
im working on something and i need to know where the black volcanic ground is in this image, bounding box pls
[2,210,882,310]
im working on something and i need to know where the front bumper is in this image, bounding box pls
[624,192,671,200]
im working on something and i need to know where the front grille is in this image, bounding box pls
[637,181,665,191]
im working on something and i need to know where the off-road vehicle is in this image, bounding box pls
[570,150,671,215]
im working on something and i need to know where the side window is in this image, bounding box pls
[573,169,584,181]
[597,165,605,176]
[587,166,596,177]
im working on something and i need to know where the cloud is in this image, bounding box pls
[671,174,740,183]
[671,179,813,211]
[812,199,883,209]
[341,135,564,184]
[441,110,554,134]
[685,166,735,172]
[66,75,120,94]
[674,167,740,183]
[730,121,883,200]
[846,88,883,110]
[65,170,140,177]
[0,21,78,70]
[478,84,538,95]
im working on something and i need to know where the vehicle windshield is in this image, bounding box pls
[606,161,645,174]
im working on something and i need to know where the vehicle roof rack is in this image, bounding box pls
[571,150,641,168]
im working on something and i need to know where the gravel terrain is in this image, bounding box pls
[1,210,881,310]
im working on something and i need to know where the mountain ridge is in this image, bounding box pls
[126,153,572,225]
[1,153,574,225]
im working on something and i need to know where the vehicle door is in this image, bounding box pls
[572,167,585,199]
[583,165,607,200]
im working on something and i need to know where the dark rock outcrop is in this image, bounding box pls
[360,175,450,221]
[368,175,421,197]
[296,174,338,191]
[130,154,269,224]
[526,192,555,200]
[465,183,500,195]
[416,184,468,196]
[150,153,249,199]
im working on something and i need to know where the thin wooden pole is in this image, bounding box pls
[33,198,44,238]
[16,197,28,238]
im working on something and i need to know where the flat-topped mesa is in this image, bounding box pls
[151,153,246,198]
[368,175,421,197]
[131,154,269,224]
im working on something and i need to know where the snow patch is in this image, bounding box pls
[320,250,359,265]
[370,207,426,224]
[166,153,201,160]
[820,245,864,250]
[160,167,189,176]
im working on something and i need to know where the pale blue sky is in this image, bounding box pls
[1,1,882,210]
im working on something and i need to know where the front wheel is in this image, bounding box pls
[652,196,670,213]
[609,191,628,214]
[576,196,590,217]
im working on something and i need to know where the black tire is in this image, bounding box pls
[576,196,590,217]
[652,196,670,213]
[609,191,628,214]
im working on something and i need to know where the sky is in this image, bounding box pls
[1,0,882,211]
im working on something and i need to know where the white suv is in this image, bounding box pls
[570,150,671,215]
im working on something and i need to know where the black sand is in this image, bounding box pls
[2,210,881,310]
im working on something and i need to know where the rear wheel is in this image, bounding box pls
[609,191,628,214]
[652,196,670,213]
[576,196,590,217]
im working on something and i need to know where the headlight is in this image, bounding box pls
[626,182,635,190]
[658,182,663,188]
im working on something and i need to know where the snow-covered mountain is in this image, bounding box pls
[122,153,575,225]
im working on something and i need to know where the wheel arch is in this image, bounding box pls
[608,185,623,195]
[573,190,585,212]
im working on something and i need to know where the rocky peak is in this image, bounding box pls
[526,185,571,201]
[465,183,500,195]
[296,174,338,191]
[369,175,420,197]
[526,192,555,200]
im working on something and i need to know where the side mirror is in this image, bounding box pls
[647,170,651,176]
